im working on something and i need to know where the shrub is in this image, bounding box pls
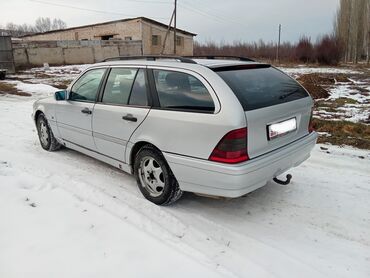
[315,35,343,65]
[295,36,314,63]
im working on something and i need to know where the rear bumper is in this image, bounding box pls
[163,132,318,198]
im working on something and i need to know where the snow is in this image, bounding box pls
[278,67,362,79]
[1,88,370,277]
[5,80,58,97]
[328,85,369,103]
[30,64,91,74]
[0,99,230,277]
[279,66,370,124]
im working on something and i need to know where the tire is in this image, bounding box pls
[134,145,183,205]
[36,113,61,151]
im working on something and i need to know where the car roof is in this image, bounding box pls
[91,58,268,71]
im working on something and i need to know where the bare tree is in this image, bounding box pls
[335,0,370,63]
[35,17,52,33]
[52,18,67,30]
[34,17,67,32]
[3,17,67,37]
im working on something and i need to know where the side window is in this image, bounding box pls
[129,69,148,106]
[102,68,137,105]
[152,35,161,46]
[153,70,215,112]
[70,68,106,102]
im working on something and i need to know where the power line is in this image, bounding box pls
[179,1,248,27]
[29,0,169,19]
[181,0,234,22]
[112,0,171,4]
[184,0,248,24]
[178,3,226,24]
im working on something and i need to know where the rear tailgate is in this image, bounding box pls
[216,65,313,159]
[244,98,312,158]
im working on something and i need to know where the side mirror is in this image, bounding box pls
[54,90,66,101]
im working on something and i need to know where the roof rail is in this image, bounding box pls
[186,55,255,62]
[101,55,197,64]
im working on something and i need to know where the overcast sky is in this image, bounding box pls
[1,0,339,43]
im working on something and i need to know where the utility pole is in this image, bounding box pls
[161,10,175,54]
[276,24,281,63]
[174,0,177,55]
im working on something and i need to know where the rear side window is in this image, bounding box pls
[129,69,148,106]
[217,67,309,111]
[102,68,137,105]
[153,69,215,112]
[102,68,149,106]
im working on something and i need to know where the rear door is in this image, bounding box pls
[216,66,313,158]
[92,67,150,162]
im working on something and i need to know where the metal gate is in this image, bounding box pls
[0,36,15,74]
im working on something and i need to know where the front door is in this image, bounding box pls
[92,67,150,162]
[55,68,106,150]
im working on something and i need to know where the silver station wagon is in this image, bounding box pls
[33,56,317,205]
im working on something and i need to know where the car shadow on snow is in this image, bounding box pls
[175,180,293,213]
[54,146,295,214]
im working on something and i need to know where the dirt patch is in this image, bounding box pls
[313,118,370,149]
[53,80,70,89]
[333,97,359,105]
[334,74,352,83]
[34,72,53,79]
[297,74,330,99]
[0,82,31,97]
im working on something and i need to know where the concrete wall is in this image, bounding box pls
[12,40,142,67]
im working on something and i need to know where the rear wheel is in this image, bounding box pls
[134,146,182,205]
[36,113,61,151]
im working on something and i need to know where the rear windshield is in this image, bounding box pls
[216,67,309,111]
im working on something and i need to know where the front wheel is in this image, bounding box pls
[36,113,61,151]
[134,146,182,205]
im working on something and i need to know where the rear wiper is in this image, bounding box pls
[279,88,301,100]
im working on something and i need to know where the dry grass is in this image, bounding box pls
[0,82,31,97]
[313,118,370,149]
[315,98,359,115]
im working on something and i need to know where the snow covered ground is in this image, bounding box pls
[278,66,363,79]
[1,77,370,277]
[279,66,370,124]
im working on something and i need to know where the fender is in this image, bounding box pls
[32,98,61,138]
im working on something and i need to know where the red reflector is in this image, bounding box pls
[209,128,249,164]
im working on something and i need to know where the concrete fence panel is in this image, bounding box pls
[11,40,143,68]
[63,47,94,64]
[13,48,29,67]
[27,47,64,66]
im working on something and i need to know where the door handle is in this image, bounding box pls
[81,107,92,114]
[122,114,137,122]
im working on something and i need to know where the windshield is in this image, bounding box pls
[217,67,309,111]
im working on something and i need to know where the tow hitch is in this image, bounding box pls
[273,174,292,185]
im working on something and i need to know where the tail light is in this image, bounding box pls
[209,128,249,164]
[308,107,314,133]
